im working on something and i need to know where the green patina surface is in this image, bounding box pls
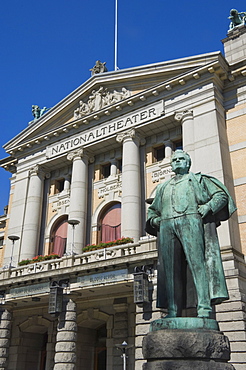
[150,317,219,331]
[146,150,237,320]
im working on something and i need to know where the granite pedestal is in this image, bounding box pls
[142,318,235,370]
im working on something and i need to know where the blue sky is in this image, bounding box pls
[0,0,245,213]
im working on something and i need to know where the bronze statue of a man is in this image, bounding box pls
[146,150,236,318]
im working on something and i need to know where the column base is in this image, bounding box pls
[142,318,235,370]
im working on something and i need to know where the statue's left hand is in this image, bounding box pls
[198,204,211,218]
[151,217,161,228]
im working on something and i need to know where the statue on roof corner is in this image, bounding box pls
[146,150,237,318]
[90,60,108,76]
[32,105,49,121]
[228,9,246,31]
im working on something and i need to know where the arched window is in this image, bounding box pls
[50,217,68,257]
[99,203,121,243]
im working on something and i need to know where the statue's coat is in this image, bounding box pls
[146,172,237,309]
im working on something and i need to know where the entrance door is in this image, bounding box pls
[39,332,48,370]
[17,331,48,370]
[94,325,107,370]
[94,347,107,370]
[77,324,107,370]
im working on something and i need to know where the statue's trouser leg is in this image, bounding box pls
[175,215,212,317]
[159,220,179,316]
[160,216,211,317]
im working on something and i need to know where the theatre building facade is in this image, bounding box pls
[0,27,246,370]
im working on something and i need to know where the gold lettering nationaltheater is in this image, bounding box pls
[46,101,164,158]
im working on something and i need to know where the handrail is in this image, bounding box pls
[0,237,157,280]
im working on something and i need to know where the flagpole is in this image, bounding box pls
[114,0,118,71]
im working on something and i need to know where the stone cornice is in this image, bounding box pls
[0,157,17,173]
[3,58,229,157]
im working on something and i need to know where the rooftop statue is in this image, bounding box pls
[228,9,246,30]
[31,105,49,121]
[90,60,108,76]
[146,150,237,318]
[32,105,41,120]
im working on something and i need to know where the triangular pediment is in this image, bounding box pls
[3,51,227,155]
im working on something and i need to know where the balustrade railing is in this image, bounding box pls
[0,237,157,280]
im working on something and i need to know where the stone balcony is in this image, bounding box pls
[0,237,158,293]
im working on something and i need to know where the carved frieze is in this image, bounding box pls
[74,86,131,119]
[52,197,70,213]
[51,192,70,213]
[97,177,122,199]
[151,165,173,183]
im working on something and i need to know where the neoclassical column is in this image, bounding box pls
[175,110,194,156]
[64,175,71,191]
[110,160,118,176]
[67,148,88,254]
[164,140,173,158]
[54,298,77,370]
[0,306,12,370]
[116,129,142,242]
[20,165,45,260]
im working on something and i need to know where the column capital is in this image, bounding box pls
[29,165,45,178]
[174,110,193,122]
[116,128,136,143]
[116,128,145,145]
[67,148,93,163]
[67,148,84,161]
[67,148,88,162]
[163,140,172,146]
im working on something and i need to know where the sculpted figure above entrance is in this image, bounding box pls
[146,150,237,318]
[74,86,131,119]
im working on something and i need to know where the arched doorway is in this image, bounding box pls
[76,324,107,370]
[94,325,107,370]
[16,316,54,370]
[99,202,121,243]
[77,310,111,370]
[50,216,68,257]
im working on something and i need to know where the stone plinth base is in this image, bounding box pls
[142,359,235,370]
[142,318,235,370]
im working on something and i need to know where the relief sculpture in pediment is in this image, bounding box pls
[74,86,131,119]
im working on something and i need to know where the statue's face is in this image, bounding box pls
[171,153,190,175]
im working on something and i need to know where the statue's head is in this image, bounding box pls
[171,150,191,175]
[230,9,238,17]
[229,9,241,22]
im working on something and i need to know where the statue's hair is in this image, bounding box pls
[230,9,238,15]
[171,149,191,168]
